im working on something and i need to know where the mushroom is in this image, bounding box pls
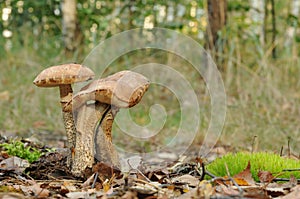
[70,70,149,177]
[33,63,95,167]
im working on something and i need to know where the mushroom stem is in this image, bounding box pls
[94,104,120,168]
[71,103,111,177]
[62,111,76,167]
[59,84,73,99]
[58,84,77,168]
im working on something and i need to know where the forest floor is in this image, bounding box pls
[0,134,299,199]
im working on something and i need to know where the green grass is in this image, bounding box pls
[206,152,300,182]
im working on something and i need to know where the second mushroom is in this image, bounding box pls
[68,70,150,177]
[33,63,95,168]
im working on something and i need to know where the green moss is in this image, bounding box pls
[206,152,300,181]
[0,141,42,163]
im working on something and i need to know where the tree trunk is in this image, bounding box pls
[249,0,265,45]
[61,0,82,57]
[284,0,299,57]
[270,0,276,58]
[206,0,227,68]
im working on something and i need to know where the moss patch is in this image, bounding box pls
[206,152,300,181]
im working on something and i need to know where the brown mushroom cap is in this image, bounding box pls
[33,63,95,87]
[70,70,150,110]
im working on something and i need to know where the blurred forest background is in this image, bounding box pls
[0,0,300,153]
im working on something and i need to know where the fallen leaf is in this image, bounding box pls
[284,174,298,187]
[233,161,255,185]
[82,173,95,188]
[171,174,200,187]
[0,157,30,173]
[177,181,214,199]
[32,183,50,198]
[121,191,138,199]
[232,177,250,186]
[92,162,121,181]
[281,185,300,199]
[0,193,24,199]
[258,170,274,183]
[239,186,270,199]
[66,191,90,199]
[199,180,214,198]
[63,181,77,192]
[217,184,240,196]
[103,179,111,193]
[265,187,287,197]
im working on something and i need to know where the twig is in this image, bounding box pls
[134,178,163,192]
[251,135,258,153]
[205,170,217,178]
[273,178,300,182]
[91,172,98,188]
[127,159,151,182]
[287,136,291,157]
[282,168,300,171]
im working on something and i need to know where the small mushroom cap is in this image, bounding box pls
[71,70,150,110]
[33,63,95,87]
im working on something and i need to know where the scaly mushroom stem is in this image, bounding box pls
[59,84,77,168]
[62,111,76,167]
[71,103,111,177]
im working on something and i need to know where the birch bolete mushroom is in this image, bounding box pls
[70,70,149,177]
[33,63,95,167]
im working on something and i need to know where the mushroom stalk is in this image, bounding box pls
[94,105,120,168]
[71,102,116,177]
[59,84,77,168]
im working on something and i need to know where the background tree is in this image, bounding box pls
[206,0,227,68]
[61,0,82,57]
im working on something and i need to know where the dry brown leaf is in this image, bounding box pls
[0,193,24,199]
[199,180,214,199]
[281,185,300,199]
[233,161,255,185]
[218,184,240,196]
[232,177,250,186]
[121,191,138,199]
[265,187,287,197]
[0,156,30,173]
[258,170,274,183]
[82,173,95,188]
[66,191,91,198]
[241,186,270,199]
[103,179,111,193]
[32,183,50,198]
[92,162,121,181]
[286,174,298,187]
[176,180,214,199]
[171,174,200,187]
